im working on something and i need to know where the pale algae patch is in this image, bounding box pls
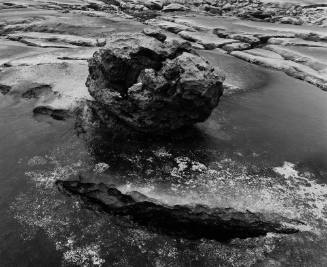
[119,157,327,231]
[9,143,327,266]
[62,244,105,267]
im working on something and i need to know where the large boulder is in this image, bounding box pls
[86,33,224,133]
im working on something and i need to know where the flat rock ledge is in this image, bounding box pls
[86,32,224,134]
[57,179,302,242]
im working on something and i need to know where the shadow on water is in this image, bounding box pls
[1,47,327,266]
[78,60,327,183]
[74,112,220,188]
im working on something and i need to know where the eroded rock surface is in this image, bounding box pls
[178,30,238,50]
[86,32,225,133]
[110,0,327,27]
[56,179,302,242]
[231,49,327,90]
[152,14,327,91]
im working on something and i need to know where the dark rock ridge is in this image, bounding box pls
[56,179,302,242]
[86,32,224,133]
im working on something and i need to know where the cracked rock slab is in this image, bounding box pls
[222,42,251,52]
[147,19,194,34]
[7,32,106,47]
[178,30,238,50]
[267,37,327,48]
[231,50,327,90]
[162,3,189,12]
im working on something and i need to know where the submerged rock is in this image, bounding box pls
[86,33,224,133]
[33,94,76,120]
[56,179,302,242]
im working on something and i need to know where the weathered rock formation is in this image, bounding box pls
[107,0,327,26]
[56,179,302,242]
[86,32,224,133]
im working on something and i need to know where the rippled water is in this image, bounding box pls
[0,53,327,266]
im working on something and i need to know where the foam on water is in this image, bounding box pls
[62,244,105,267]
[9,146,327,266]
[25,162,82,188]
[119,158,327,231]
[23,149,327,230]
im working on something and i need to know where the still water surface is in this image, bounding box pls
[0,53,326,266]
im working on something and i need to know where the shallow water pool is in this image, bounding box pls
[0,52,326,266]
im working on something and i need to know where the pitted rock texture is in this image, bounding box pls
[86,33,224,133]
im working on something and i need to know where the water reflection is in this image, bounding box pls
[2,51,327,266]
[8,127,327,266]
